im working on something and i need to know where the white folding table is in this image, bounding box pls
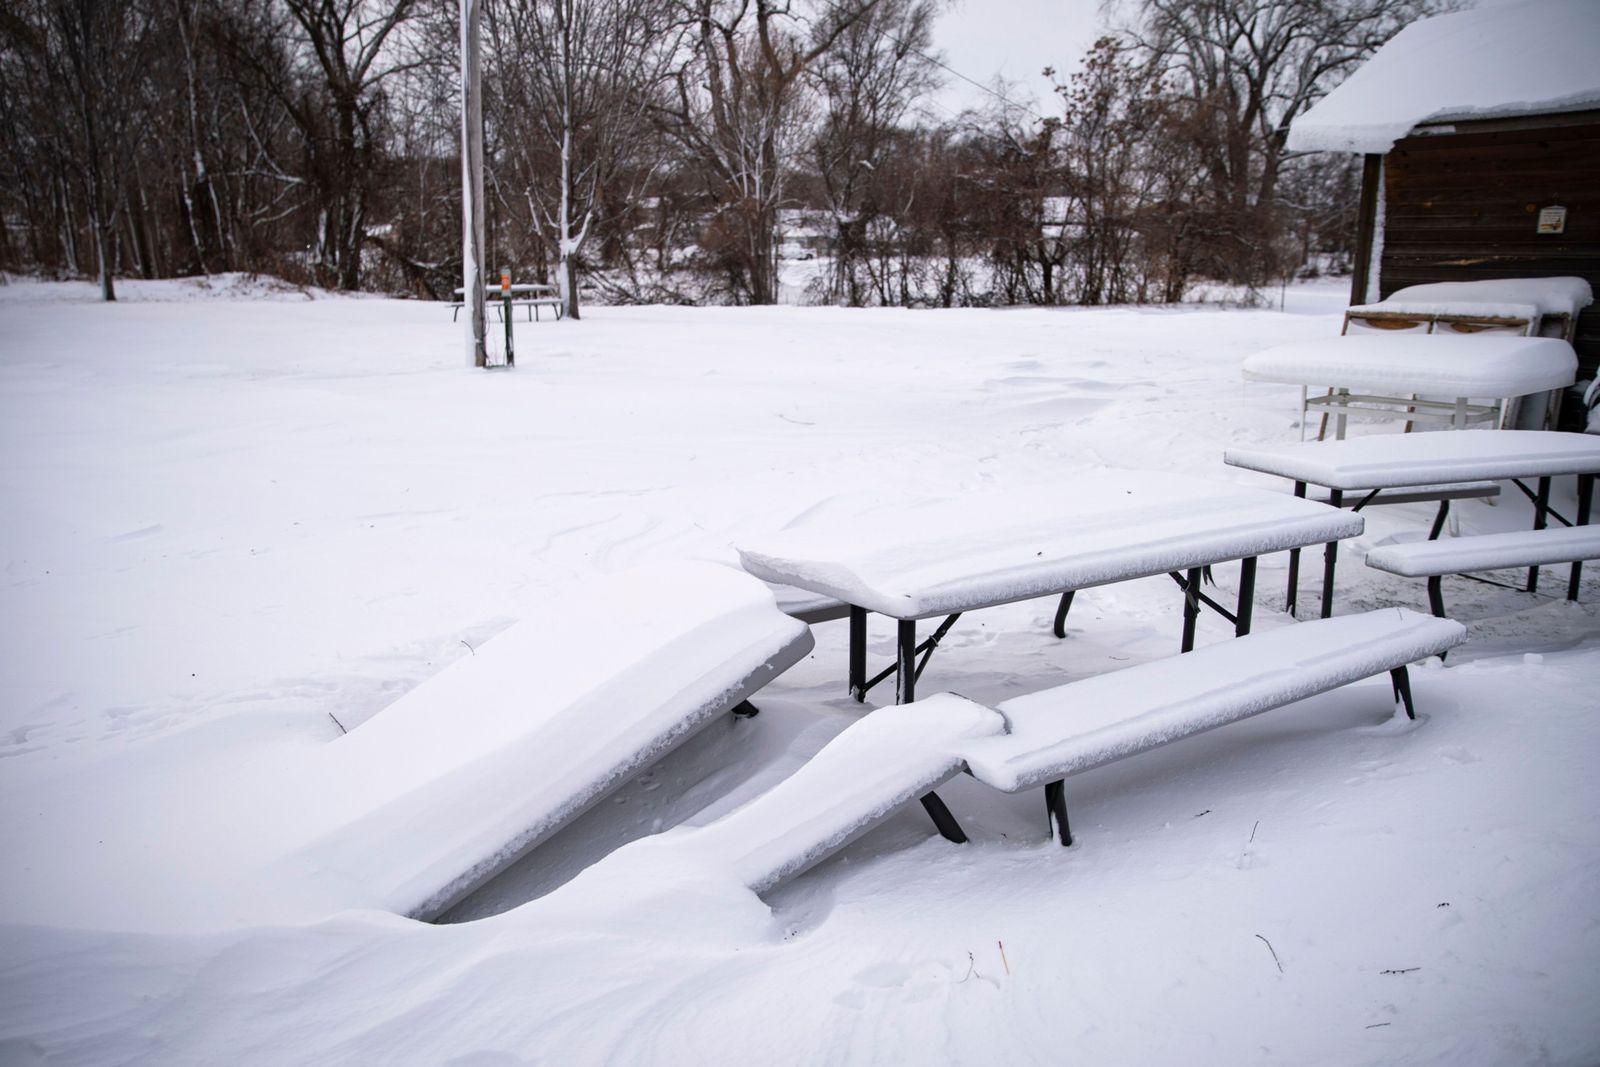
[1241,334,1577,439]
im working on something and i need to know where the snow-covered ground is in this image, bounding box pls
[2,275,1597,1064]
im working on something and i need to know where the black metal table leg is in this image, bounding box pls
[1390,666,1416,720]
[1044,780,1072,846]
[1180,566,1202,653]
[849,606,867,703]
[1053,590,1076,639]
[1571,473,1594,601]
[1321,488,1343,618]
[1287,481,1306,616]
[1529,476,1550,593]
[1235,556,1256,637]
[1427,575,1446,619]
[1428,498,1452,541]
[895,619,917,704]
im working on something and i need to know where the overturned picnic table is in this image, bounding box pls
[1241,334,1578,439]
[1224,429,1600,619]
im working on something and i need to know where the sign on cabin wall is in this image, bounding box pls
[1538,205,1568,234]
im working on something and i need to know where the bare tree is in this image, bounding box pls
[488,0,671,318]
[1,0,160,299]
[1121,0,1435,286]
[806,0,939,306]
[654,0,883,305]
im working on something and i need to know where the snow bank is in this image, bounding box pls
[1288,0,1600,154]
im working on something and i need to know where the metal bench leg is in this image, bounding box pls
[1180,566,1202,652]
[919,791,967,843]
[1287,482,1306,616]
[1236,557,1256,636]
[1529,476,1550,593]
[848,606,867,703]
[1320,488,1343,618]
[1053,590,1076,638]
[731,700,758,718]
[1044,780,1072,846]
[1427,576,1446,619]
[1570,473,1593,602]
[1390,666,1416,720]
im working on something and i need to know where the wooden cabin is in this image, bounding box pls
[1288,0,1600,428]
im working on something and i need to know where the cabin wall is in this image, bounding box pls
[1376,114,1600,406]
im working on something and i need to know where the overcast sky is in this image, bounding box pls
[924,0,1108,121]
[921,0,1520,123]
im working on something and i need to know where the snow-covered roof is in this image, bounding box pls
[1287,0,1600,155]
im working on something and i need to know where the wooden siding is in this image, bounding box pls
[1377,115,1600,401]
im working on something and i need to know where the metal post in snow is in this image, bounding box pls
[501,267,514,367]
[460,0,487,368]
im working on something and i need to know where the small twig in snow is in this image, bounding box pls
[1365,1022,1391,1029]
[328,712,347,735]
[1194,809,1211,818]
[1380,967,1420,976]
[998,940,1010,976]
[1255,934,1284,973]
[460,640,475,656]
[956,952,980,983]
[1249,820,1259,844]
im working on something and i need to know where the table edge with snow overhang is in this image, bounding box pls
[1223,429,1600,618]
[735,471,1363,708]
[1240,334,1577,440]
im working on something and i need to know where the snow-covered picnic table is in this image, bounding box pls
[1224,430,1600,617]
[1241,334,1578,439]
[450,283,562,321]
[736,472,1362,707]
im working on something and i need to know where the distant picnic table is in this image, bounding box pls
[451,283,563,322]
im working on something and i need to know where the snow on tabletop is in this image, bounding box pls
[660,694,1004,893]
[736,472,1361,619]
[962,609,1466,793]
[1286,0,1600,154]
[1224,429,1600,490]
[274,561,812,918]
[1383,277,1594,320]
[1346,300,1542,325]
[1365,525,1600,577]
[1240,334,1577,396]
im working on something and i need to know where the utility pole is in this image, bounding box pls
[461,0,487,368]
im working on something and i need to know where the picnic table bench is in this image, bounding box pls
[652,608,1465,888]
[451,284,564,322]
[1225,429,1600,619]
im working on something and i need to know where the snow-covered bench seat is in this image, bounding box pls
[666,695,1003,893]
[652,610,1464,892]
[961,608,1466,846]
[1366,525,1600,617]
[285,562,813,919]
